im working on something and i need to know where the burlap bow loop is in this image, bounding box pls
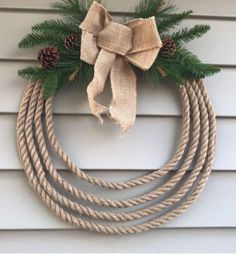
[80,1,162,133]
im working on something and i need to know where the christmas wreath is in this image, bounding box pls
[16,0,218,234]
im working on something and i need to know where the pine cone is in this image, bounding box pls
[64,34,79,49]
[38,47,60,68]
[160,38,177,57]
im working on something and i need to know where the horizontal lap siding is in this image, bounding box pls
[0,62,235,116]
[0,171,236,229]
[0,0,235,253]
[1,115,236,170]
[0,229,236,253]
[1,0,236,18]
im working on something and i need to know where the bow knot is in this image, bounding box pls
[98,22,133,56]
[80,1,162,133]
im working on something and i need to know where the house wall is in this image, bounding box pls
[0,0,235,252]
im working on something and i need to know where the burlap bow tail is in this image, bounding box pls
[80,1,162,133]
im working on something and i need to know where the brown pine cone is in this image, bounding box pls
[38,47,60,68]
[64,34,79,49]
[160,38,177,57]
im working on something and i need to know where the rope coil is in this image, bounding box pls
[16,80,216,235]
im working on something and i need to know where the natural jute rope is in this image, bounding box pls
[16,80,216,235]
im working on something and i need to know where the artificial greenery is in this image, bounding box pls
[18,0,220,99]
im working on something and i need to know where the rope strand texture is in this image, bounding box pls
[16,80,216,235]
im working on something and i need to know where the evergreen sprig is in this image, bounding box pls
[172,25,210,43]
[175,47,220,79]
[18,66,49,81]
[18,0,220,99]
[18,33,64,49]
[43,75,59,99]
[32,19,80,36]
[51,0,95,23]
[157,11,192,33]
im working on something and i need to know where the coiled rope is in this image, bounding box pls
[16,80,216,235]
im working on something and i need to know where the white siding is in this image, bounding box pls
[0,229,236,253]
[0,0,235,252]
[0,171,236,229]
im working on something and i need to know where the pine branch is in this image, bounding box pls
[52,0,93,24]
[56,48,82,71]
[172,25,210,43]
[157,11,192,33]
[43,75,58,99]
[32,19,80,36]
[156,57,185,84]
[18,67,49,80]
[57,59,80,71]
[18,33,63,49]
[175,47,220,79]
[146,56,185,86]
[18,66,69,80]
[144,64,161,86]
[195,64,221,79]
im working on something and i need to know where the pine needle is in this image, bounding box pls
[172,25,211,42]
[43,75,58,99]
[18,33,63,49]
[32,19,80,35]
[157,11,192,33]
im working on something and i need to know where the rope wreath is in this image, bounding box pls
[16,79,216,235]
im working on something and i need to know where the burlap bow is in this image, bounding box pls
[80,1,162,133]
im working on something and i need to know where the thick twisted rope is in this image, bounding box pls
[16,80,216,234]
